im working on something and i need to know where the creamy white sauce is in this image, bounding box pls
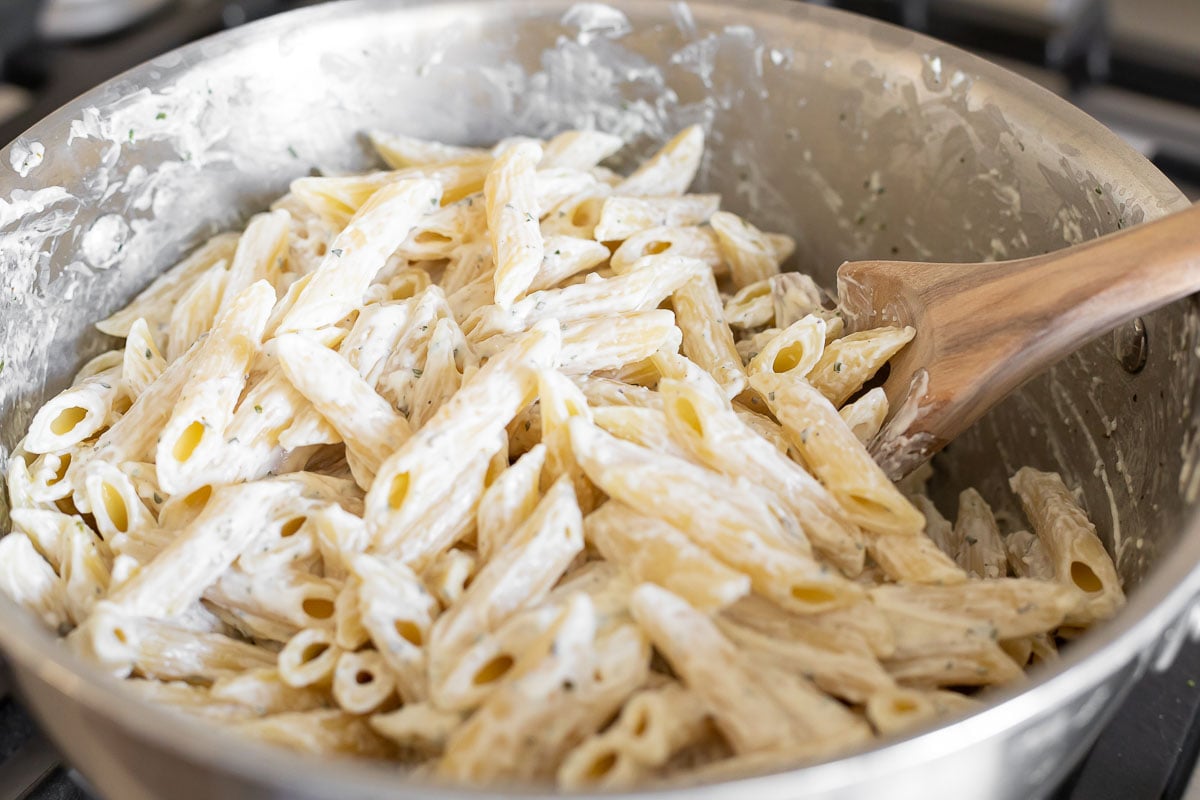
[9,141,44,178]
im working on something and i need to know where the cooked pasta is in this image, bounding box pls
[0,127,1122,789]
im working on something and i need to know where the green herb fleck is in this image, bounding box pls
[554,249,561,256]
[128,129,135,143]
[965,535,978,546]
[254,404,263,414]
[0,360,5,374]
[1095,187,1103,195]
[524,212,534,222]
[152,492,163,504]
[287,145,299,158]
[768,391,776,402]
[412,368,423,378]
[1189,679,1196,688]
[833,361,843,373]
[331,248,343,257]
[145,349,152,359]
[156,112,167,120]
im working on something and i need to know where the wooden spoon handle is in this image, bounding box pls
[942,202,1200,407]
[989,201,1200,369]
[849,201,1200,478]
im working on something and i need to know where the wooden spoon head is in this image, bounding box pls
[837,259,921,333]
[837,259,962,479]
[839,203,1200,479]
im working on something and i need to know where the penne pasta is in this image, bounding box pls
[1010,467,1125,624]
[349,553,437,702]
[121,319,167,401]
[631,584,867,753]
[754,375,925,537]
[96,233,239,339]
[557,681,712,789]
[609,226,723,274]
[0,532,69,630]
[771,271,826,328]
[422,547,478,608]
[709,211,788,289]
[474,310,681,378]
[275,333,411,488]
[476,444,545,563]
[954,488,1007,580]
[154,281,276,495]
[235,710,394,758]
[1004,529,1055,581]
[166,263,228,362]
[570,419,862,614]
[746,315,827,382]
[593,194,720,242]
[670,269,748,399]
[210,667,330,715]
[717,615,895,704]
[586,501,750,612]
[807,326,915,408]
[365,322,559,559]
[615,126,704,197]
[540,129,624,171]
[437,594,599,783]
[2,127,1130,787]
[428,476,584,678]
[486,142,545,308]
[724,279,775,329]
[370,702,463,754]
[839,387,889,445]
[24,366,121,454]
[332,649,396,714]
[865,530,968,586]
[659,377,865,575]
[220,209,291,314]
[368,130,486,168]
[528,235,611,292]
[278,179,442,332]
[463,255,704,341]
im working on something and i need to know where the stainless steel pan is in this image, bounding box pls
[0,1,1196,798]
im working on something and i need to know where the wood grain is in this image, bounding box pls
[837,202,1200,478]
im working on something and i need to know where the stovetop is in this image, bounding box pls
[1,0,1199,798]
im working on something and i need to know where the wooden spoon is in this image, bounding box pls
[837,201,1200,480]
